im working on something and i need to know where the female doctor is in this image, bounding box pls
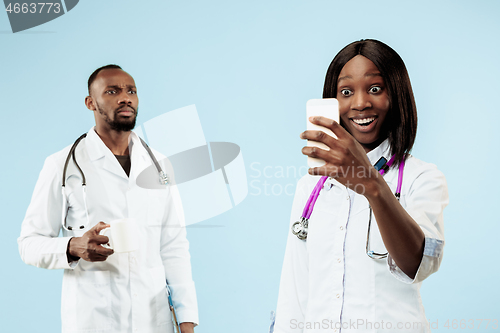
[274,39,448,332]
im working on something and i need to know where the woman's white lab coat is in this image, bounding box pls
[275,140,448,333]
[18,128,198,333]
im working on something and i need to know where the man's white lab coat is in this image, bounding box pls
[18,128,198,333]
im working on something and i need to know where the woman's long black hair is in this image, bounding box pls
[323,39,418,168]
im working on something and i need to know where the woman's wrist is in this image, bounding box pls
[363,174,387,204]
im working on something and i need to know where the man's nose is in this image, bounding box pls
[117,91,132,104]
[352,92,372,111]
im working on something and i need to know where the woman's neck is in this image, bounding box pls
[361,137,386,153]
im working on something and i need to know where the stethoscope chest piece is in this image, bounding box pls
[291,217,309,240]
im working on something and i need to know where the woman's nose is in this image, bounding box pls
[352,92,372,111]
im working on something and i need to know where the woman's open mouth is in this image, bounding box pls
[350,116,378,132]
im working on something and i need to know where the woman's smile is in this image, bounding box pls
[336,55,390,151]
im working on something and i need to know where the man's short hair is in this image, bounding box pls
[88,64,122,94]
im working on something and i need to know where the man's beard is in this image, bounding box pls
[96,102,137,132]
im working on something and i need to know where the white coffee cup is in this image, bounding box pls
[101,218,139,253]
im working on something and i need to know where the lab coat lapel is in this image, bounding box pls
[85,127,130,181]
[102,154,129,180]
[128,133,152,182]
[127,134,153,223]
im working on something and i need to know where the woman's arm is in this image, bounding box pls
[364,175,424,278]
[274,177,311,333]
[300,116,435,279]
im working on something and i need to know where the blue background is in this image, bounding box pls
[1,0,499,332]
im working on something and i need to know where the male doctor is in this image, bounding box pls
[18,65,198,333]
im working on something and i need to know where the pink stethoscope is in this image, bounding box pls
[291,155,405,259]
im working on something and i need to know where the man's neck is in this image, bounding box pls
[94,127,131,155]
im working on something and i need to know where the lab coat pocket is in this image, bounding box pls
[149,265,172,327]
[62,270,112,332]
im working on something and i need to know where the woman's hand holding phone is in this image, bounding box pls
[301,115,380,197]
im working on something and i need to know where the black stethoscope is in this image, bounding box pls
[61,133,169,231]
[291,155,405,260]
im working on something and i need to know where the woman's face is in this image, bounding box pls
[336,55,390,152]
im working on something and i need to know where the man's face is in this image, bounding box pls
[88,68,139,132]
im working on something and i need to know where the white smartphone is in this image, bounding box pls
[306,98,339,168]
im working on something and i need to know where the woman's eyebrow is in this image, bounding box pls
[338,75,352,82]
[338,72,382,82]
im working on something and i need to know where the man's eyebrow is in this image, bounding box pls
[105,85,136,89]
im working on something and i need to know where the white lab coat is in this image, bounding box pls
[18,128,198,333]
[275,139,448,333]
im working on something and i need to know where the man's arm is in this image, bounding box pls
[18,156,76,269]
[180,322,195,333]
[160,185,199,327]
[18,154,114,268]
[67,222,114,261]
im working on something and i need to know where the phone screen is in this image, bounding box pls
[306,98,339,168]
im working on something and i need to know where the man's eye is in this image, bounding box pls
[369,86,382,94]
[129,90,137,94]
[340,89,353,97]
[106,90,116,94]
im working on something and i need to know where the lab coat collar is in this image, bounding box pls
[366,138,391,165]
[85,127,106,162]
[128,132,157,180]
[85,127,146,181]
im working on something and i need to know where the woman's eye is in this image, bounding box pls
[369,86,382,94]
[340,89,353,97]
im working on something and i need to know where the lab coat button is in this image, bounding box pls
[336,294,340,298]
[337,258,341,263]
[339,226,344,230]
[324,181,332,191]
